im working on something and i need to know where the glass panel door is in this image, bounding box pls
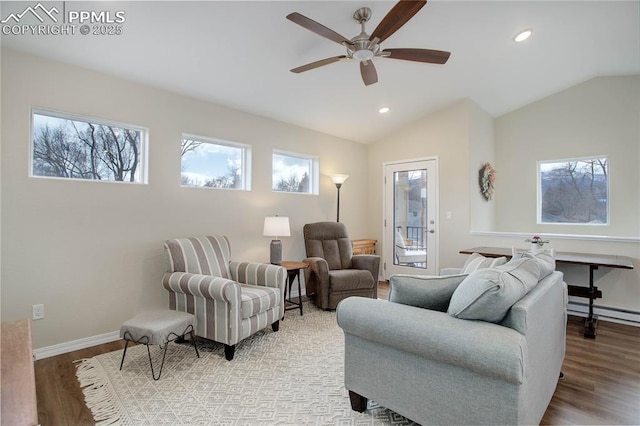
[384,159,437,278]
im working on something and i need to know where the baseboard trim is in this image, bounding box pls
[36,300,635,360]
[33,330,120,360]
[567,301,640,327]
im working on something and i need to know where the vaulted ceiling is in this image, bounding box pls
[2,1,639,143]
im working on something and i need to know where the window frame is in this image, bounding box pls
[180,133,252,191]
[537,155,610,226]
[271,150,319,195]
[30,107,149,184]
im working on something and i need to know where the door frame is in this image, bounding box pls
[382,157,439,280]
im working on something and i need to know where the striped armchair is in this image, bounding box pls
[162,236,287,360]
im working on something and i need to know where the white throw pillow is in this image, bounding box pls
[460,253,508,275]
[513,248,556,279]
[447,257,541,323]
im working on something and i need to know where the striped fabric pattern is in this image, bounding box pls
[162,236,287,351]
[164,236,231,278]
[163,272,242,345]
[230,261,286,318]
[461,253,507,275]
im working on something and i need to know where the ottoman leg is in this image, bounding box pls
[189,330,200,358]
[147,342,170,381]
[119,339,130,371]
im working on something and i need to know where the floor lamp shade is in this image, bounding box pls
[329,174,349,222]
[263,216,291,265]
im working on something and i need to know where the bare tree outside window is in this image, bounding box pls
[272,152,316,193]
[32,111,145,183]
[539,157,608,224]
[180,137,248,190]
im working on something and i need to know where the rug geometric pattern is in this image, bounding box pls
[75,302,418,425]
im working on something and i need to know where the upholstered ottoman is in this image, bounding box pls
[119,310,199,380]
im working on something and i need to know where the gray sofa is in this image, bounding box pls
[337,258,567,425]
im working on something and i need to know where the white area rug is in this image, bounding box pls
[75,302,417,425]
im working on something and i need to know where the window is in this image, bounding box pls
[272,151,318,194]
[31,109,147,183]
[538,157,608,225]
[181,135,251,190]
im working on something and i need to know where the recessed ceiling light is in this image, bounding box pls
[514,28,533,43]
[379,107,390,114]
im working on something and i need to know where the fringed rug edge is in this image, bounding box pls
[74,357,128,426]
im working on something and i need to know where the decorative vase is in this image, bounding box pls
[531,243,543,253]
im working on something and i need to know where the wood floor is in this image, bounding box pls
[35,282,640,425]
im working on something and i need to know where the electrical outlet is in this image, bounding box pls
[32,304,44,320]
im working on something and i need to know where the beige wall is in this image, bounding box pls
[1,48,370,349]
[493,76,640,237]
[367,99,475,273]
[490,75,640,313]
[369,79,639,315]
[2,49,639,351]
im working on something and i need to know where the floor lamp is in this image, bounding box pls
[263,216,290,265]
[330,174,349,222]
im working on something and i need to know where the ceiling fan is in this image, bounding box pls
[286,0,451,86]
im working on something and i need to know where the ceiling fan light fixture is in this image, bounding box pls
[514,28,533,43]
[353,49,375,61]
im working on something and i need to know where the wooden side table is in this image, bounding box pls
[280,261,308,316]
[351,239,377,255]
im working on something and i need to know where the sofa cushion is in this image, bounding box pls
[328,269,374,292]
[240,284,280,319]
[447,257,541,323]
[514,249,556,279]
[389,274,467,312]
[460,253,508,274]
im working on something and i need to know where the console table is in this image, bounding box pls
[459,247,634,338]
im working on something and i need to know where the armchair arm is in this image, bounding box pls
[352,254,380,283]
[162,272,240,304]
[337,297,527,384]
[228,261,286,290]
[389,274,466,311]
[303,256,330,306]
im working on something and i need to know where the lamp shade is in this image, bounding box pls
[330,174,349,185]
[263,216,291,238]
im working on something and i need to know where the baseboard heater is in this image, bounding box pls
[567,301,640,327]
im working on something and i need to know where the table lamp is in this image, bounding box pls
[263,216,291,265]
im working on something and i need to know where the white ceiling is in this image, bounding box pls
[2,1,639,143]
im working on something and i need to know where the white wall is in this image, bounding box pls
[1,48,370,349]
[367,99,475,273]
[493,76,640,237]
[468,100,496,232]
[491,75,640,313]
[369,80,640,318]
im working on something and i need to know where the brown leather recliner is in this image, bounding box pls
[303,222,380,310]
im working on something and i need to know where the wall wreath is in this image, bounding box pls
[479,162,496,201]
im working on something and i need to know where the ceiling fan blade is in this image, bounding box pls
[370,0,427,43]
[287,12,352,46]
[382,48,451,64]
[360,61,378,86]
[291,56,348,73]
